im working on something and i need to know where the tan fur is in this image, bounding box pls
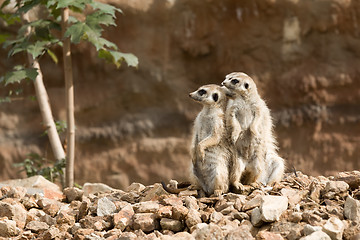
[222,72,285,186]
[189,84,241,196]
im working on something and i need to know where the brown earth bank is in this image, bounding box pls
[0,171,359,239]
[0,0,360,188]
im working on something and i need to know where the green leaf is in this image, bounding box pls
[89,1,122,17]
[27,41,48,59]
[98,49,138,68]
[64,22,85,44]
[86,11,116,27]
[0,66,38,85]
[56,0,90,10]
[47,49,58,64]
[18,0,41,13]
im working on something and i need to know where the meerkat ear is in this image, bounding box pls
[212,93,219,102]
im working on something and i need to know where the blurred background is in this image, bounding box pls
[0,0,359,189]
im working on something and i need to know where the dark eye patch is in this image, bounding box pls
[212,93,218,102]
[231,79,239,85]
[198,89,207,96]
[244,83,249,89]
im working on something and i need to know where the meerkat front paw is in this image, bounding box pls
[232,182,245,193]
[250,125,260,137]
[212,190,223,197]
[198,145,206,162]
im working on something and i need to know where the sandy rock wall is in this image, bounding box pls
[0,0,359,188]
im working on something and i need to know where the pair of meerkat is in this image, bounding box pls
[222,72,285,187]
[189,84,243,196]
[189,73,284,196]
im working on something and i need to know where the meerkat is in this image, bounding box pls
[189,84,242,196]
[222,72,285,186]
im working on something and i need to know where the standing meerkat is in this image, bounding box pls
[189,84,242,196]
[222,72,285,186]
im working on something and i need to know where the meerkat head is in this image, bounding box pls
[189,84,226,106]
[221,72,257,98]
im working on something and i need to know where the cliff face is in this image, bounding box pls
[0,0,359,188]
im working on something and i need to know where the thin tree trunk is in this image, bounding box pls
[28,58,66,163]
[21,12,66,187]
[61,8,75,188]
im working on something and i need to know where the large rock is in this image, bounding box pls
[0,176,63,200]
[0,201,27,228]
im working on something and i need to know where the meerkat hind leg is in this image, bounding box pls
[229,157,245,193]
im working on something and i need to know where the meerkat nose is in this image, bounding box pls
[221,81,225,86]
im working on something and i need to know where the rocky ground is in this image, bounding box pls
[0,171,359,240]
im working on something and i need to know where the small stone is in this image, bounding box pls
[78,198,91,220]
[21,196,38,209]
[231,211,249,221]
[160,218,184,232]
[113,204,134,231]
[97,197,116,216]
[251,207,263,227]
[256,231,284,240]
[41,226,60,240]
[0,201,27,228]
[233,195,247,211]
[79,216,111,231]
[141,183,169,201]
[242,195,262,211]
[25,220,49,233]
[184,196,199,210]
[156,206,173,218]
[63,187,83,202]
[185,209,202,229]
[302,211,322,226]
[323,181,349,199]
[1,186,26,199]
[118,232,138,240]
[133,201,160,213]
[289,211,302,223]
[303,224,323,236]
[210,211,224,224]
[164,231,195,240]
[161,196,183,206]
[74,228,95,240]
[172,205,189,220]
[191,223,224,240]
[127,182,146,192]
[260,195,288,222]
[132,213,158,233]
[225,224,254,240]
[214,199,231,212]
[0,218,19,237]
[322,217,345,240]
[300,231,331,240]
[344,195,360,222]
[56,211,75,225]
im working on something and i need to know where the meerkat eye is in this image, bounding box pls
[231,79,239,85]
[244,83,249,89]
[198,89,207,96]
[212,93,219,102]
